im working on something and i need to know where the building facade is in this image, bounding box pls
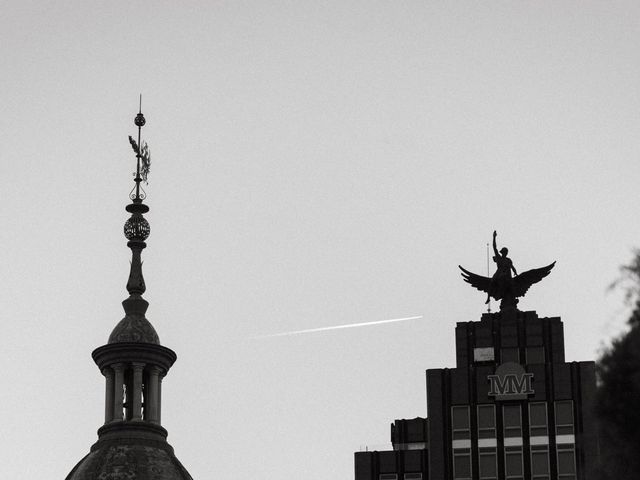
[355,308,598,480]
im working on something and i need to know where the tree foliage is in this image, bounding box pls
[596,253,640,479]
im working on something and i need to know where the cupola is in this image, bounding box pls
[65,102,194,480]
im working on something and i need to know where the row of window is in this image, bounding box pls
[454,444,577,480]
[452,401,576,480]
[454,447,578,480]
[452,401,574,439]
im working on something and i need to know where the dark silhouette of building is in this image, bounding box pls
[65,109,193,479]
[355,308,598,480]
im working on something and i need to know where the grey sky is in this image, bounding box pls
[2,1,640,479]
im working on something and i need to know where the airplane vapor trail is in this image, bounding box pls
[256,315,423,338]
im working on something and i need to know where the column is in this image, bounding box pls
[132,363,145,421]
[103,367,115,424]
[158,374,163,424]
[112,363,125,421]
[147,366,161,424]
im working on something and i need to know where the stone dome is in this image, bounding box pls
[65,426,192,480]
[108,315,160,344]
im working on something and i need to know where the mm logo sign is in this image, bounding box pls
[487,362,534,400]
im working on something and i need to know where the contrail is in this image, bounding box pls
[256,315,423,338]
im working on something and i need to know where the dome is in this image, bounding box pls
[108,315,160,344]
[65,425,192,480]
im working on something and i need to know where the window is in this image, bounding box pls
[528,402,550,479]
[555,401,574,436]
[529,402,548,437]
[503,405,522,438]
[502,405,523,480]
[530,446,550,480]
[501,348,519,363]
[451,406,471,479]
[404,474,422,480]
[526,346,545,364]
[557,445,576,480]
[554,401,576,479]
[477,405,496,439]
[452,406,470,440]
[379,475,398,480]
[504,446,524,480]
[453,449,472,480]
[475,404,497,479]
[479,448,497,480]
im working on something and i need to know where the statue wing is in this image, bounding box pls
[459,265,493,295]
[513,261,556,297]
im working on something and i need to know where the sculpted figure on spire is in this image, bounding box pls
[459,230,555,311]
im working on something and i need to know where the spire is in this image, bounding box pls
[125,97,150,295]
[109,100,159,344]
[67,103,192,480]
[122,98,152,322]
[94,102,176,428]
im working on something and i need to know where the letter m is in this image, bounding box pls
[507,373,534,395]
[488,375,509,396]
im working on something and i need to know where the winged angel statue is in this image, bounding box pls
[459,231,555,311]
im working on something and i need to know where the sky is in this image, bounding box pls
[2,1,640,479]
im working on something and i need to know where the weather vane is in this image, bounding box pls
[128,94,151,200]
[122,96,152,297]
[459,230,556,311]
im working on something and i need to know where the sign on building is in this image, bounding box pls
[487,362,534,400]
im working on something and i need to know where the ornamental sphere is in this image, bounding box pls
[134,113,146,127]
[124,215,150,241]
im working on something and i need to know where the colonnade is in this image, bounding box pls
[102,363,164,424]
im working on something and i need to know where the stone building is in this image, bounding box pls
[65,110,193,480]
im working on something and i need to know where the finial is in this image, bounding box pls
[123,101,151,303]
[128,95,151,201]
[135,94,146,127]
